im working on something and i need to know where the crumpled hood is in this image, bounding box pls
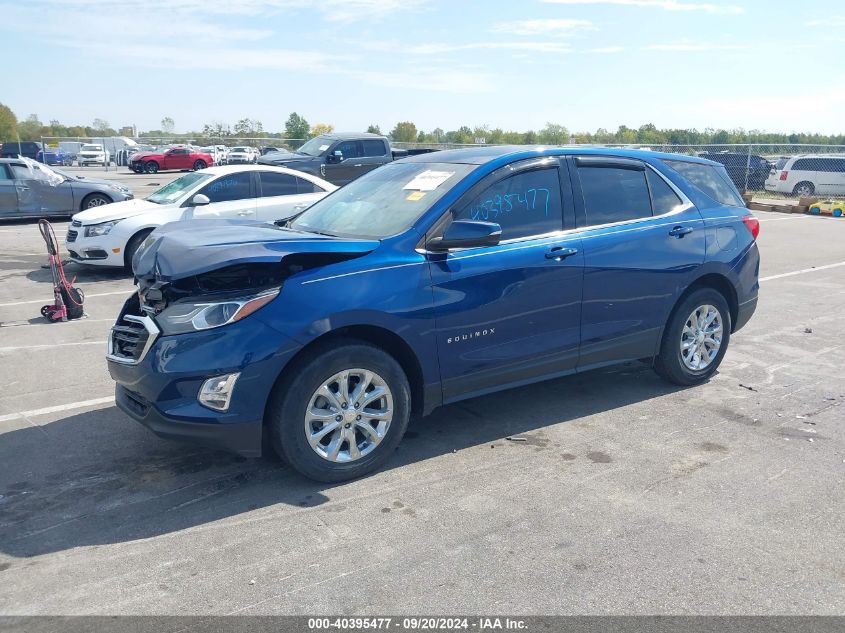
[130,151,161,161]
[73,198,159,223]
[133,220,379,281]
[258,151,312,164]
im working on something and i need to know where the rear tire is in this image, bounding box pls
[267,340,411,482]
[193,159,207,170]
[124,229,153,273]
[81,193,112,210]
[654,288,731,386]
[144,161,159,174]
[792,181,815,197]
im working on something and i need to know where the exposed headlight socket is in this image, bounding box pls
[198,373,241,411]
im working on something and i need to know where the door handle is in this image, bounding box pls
[236,210,251,216]
[17,186,29,191]
[669,226,693,238]
[353,164,362,167]
[545,246,579,261]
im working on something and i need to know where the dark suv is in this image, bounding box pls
[699,152,772,191]
[1,141,43,160]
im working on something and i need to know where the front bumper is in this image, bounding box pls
[65,234,124,266]
[107,302,301,457]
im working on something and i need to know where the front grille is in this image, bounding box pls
[71,219,82,227]
[66,229,78,242]
[107,296,160,364]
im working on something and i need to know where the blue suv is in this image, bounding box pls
[108,147,760,482]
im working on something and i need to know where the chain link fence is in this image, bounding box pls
[32,136,845,201]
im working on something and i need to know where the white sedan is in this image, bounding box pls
[66,165,336,270]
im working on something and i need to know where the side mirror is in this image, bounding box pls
[427,220,502,251]
[190,193,210,206]
[327,150,343,164]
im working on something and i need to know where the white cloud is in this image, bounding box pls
[408,42,573,54]
[25,0,422,21]
[806,16,845,27]
[644,43,746,51]
[491,18,595,35]
[587,46,625,53]
[542,0,743,14]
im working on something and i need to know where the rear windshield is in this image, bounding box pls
[663,160,744,207]
[775,158,788,170]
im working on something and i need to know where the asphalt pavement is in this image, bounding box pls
[0,208,843,615]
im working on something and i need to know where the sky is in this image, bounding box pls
[1,0,843,135]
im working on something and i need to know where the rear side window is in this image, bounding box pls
[664,160,743,207]
[577,166,652,225]
[647,170,683,215]
[362,139,387,157]
[200,172,252,203]
[259,171,298,197]
[0,165,11,179]
[453,167,563,240]
[297,177,324,193]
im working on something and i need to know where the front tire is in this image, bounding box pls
[654,288,731,386]
[124,229,153,273]
[144,161,159,174]
[267,340,411,482]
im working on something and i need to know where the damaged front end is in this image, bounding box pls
[109,220,378,364]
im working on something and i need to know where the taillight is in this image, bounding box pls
[779,170,789,181]
[742,215,760,240]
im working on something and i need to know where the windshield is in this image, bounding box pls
[291,162,475,239]
[296,136,332,157]
[232,147,248,152]
[81,145,101,151]
[147,172,213,205]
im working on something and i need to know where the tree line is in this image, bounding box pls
[1,103,843,147]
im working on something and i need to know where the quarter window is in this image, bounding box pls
[259,171,298,197]
[647,170,683,215]
[578,166,652,226]
[453,167,563,240]
[199,172,252,203]
[664,160,744,207]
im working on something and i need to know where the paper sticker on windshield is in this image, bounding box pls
[319,144,330,151]
[403,170,454,191]
[406,191,426,201]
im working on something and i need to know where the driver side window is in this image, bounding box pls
[452,167,564,240]
[333,141,361,159]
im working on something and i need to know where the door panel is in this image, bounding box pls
[0,167,19,215]
[429,161,583,402]
[10,175,74,215]
[571,158,705,368]
[430,236,584,401]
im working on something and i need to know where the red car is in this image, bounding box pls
[128,147,214,174]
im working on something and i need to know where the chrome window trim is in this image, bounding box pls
[106,314,160,365]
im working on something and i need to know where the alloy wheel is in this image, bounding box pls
[680,304,723,371]
[303,368,393,463]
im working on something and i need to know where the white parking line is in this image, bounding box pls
[0,396,114,423]
[0,290,129,307]
[760,261,845,282]
[0,341,103,353]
